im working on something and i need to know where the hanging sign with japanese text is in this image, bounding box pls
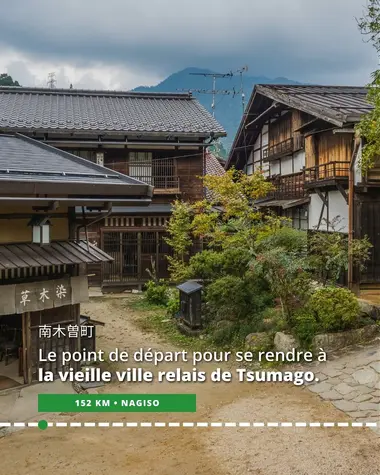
[0,276,88,316]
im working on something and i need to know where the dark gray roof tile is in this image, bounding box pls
[0,134,151,189]
[0,87,226,136]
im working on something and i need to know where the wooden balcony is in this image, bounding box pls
[304,161,350,187]
[105,157,181,194]
[268,171,306,200]
[135,175,180,194]
[266,135,304,161]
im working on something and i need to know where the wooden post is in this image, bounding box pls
[22,313,27,384]
[22,312,32,384]
[68,206,77,240]
[348,133,361,294]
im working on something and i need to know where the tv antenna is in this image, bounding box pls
[178,67,249,117]
[187,70,234,117]
[47,72,56,89]
[235,65,248,113]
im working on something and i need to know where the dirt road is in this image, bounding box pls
[1,298,379,475]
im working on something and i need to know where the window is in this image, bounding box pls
[291,207,308,230]
[129,152,153,184]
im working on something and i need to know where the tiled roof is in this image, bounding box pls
[256,85,372,124]
[205,152,226,177]
[204,152,225,201]
[0,87,226,137]
[0,134,152,195]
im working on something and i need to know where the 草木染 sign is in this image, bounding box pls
[0,276,89,315]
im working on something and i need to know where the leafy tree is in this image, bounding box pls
[356,0,380,171]
[164,200,193,282]
[250,227,311,322]
[0,73,20,86]
[308,219,372,286]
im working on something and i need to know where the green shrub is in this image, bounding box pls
[292,310,319,348]
[144,279,169,305]
[308,286,360,332]
[166,289,180,317]
[205,275,273,322]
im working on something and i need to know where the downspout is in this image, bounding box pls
[348,132,361,292]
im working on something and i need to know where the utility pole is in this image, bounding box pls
[47,72,56,89]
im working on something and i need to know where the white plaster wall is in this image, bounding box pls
[270,161,280,175]
[281,157,293,175]
[328,190,348,233]
[262,124,269,147]
[354,142,362,185]
[308,193,328,231]
[308,191,348,233]
[293,150,305,173]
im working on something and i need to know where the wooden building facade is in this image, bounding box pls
[0,87,226,290]
[0,134,152,385]
[226,85,379,291]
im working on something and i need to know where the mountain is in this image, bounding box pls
[133,67,301,155]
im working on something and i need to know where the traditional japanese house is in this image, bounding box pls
[226,85,380,293]
[0,86,226,290]
[0,133,152,386]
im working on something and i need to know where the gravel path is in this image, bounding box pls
[0,297,379,475]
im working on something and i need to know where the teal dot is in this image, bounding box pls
[38,420,48,431]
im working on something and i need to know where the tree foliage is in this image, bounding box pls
[356,0,380,172]
[163,169,371,345]
[0,73,20,86]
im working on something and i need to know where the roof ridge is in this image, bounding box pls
[0,86,193,99]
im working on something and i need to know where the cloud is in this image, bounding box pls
[0,0,377,88]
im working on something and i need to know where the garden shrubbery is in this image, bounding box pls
[145,279,169,305]
[142,169,371,349]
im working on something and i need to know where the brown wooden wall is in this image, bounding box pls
[63,147,204,203]
[305,132,353,169]
[355,191,380,284]
[269,112,292,147]
[176,153,203,202]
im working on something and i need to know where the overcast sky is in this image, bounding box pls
[0,0,377,90]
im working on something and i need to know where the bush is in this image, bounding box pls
[166,289,180,317]
[144,280,169,305]
[205,275,273,322]
[308,286,360,332]
[292,310,319,348]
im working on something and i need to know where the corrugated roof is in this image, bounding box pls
[0,240,113,270]
[256,85,372,124]
[227,84,372,169]
[0,134,150,189]
[0,87,226,137]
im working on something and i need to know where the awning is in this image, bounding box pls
[0,240,113,270]
[254,197,310,210]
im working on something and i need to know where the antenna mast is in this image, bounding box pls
[235,65,248,113]
[188,70,234,117]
